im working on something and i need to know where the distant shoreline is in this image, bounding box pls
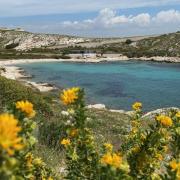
[0,55,180,64]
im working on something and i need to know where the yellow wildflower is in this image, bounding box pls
[156,153,163,161]
[132,102,142,111]
[16,100,36,118]
[131,127,138,134]
[169,160,179,171]
[104,143,113,152]
[100,153,122,168]
[25,152,33,168]
[131,120,139,127]
[69,129,79,137]
[33,158,43,166]
[176,111,180,118]
[67,108,75,114]
[48,177,54,180]
[100,153,113,166]
[111,153,122,168]
[163,145,168,153]
[0,113,23,155]
[41,177,46,180]
[61,138,71,146]
[132,146,140,153]
[140,134,146,141]
[156,115,173,127]
[60,87,80,105]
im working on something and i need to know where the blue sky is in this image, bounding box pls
[0,0,180,37]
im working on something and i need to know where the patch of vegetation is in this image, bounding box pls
[125,39,133,45]
[5,42,19,49]
[0,76,52,116]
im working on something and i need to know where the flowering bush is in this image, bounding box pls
[1,86,179,179]
[0,100,56,179]
[60,87,180,179]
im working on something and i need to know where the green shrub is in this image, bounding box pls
[0,76,52,116]
[125,39,133,45]
[5,43,19,49]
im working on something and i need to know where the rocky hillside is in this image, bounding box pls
[136,32,180,57]
[0,28,179,58]
[0,28,90,51]
[85,31,180,57]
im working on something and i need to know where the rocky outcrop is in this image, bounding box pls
[142,107,179,118]
[87,104,106,109]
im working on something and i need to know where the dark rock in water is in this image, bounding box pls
[80,82,93,87]
[96,81,129,98]
[17,68,33,79]
[37,82,54,87]
[43,83,54,87]
[0,67,6,72]
[48,75,61,80]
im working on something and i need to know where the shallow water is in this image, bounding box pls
[17,60,180,111]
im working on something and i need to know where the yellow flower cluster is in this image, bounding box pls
[170,160,180,170]
[69,129,79,137]
[33,157,43,166]
[169,160,180,178]
[155,153,163,161]
[132,146,140,153]
[176,111,180,118]
[16,100,36,118]
[132,102,142,111]
[104,143,113,152]
[25,152,33,168]
[60,87,80,105]
[100,152,122,168]
[156,115,173,127]
[61,138,71,146]
[0,113,23,155]
[25,152,44,168]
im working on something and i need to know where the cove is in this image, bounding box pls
[17,60,180,111]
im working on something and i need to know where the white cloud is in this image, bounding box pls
[0,0,179,17]
[95,9,129,27]
[153,9,180,23]
[131,13,151,26]
[61,8,180,29]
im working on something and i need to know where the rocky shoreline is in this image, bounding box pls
[0,65,57,92]
[0,55,180,64]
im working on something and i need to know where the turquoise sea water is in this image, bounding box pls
[17,61,180,111]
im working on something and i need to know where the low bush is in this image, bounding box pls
[125,39,133,45]
[60,87,180,179]
[0,76,52,117]
[5,43,19,49]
